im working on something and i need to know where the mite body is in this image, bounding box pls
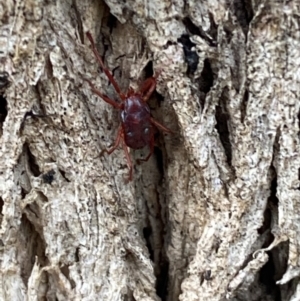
[121,96,153,149]
[85,32,171,180]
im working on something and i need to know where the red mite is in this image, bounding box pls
[85,32,171,181]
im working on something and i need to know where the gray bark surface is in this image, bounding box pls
[0,0,299,300]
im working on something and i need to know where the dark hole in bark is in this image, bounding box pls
[0,196,3,215]
[198,59,214,110]
[156,260,169,301]
[0,95,8,124]
[0,94,8,136]
[239,244,286,300]
[20,214,47,286]
[199,59,214,94]
[60,264,76,289]
[224,26,233,44]
[59,169,71,182]
[258,206,272,237]
[215,89,232,166]
[20,110,50,133]
[204,270,212,280]
[111,65,122,87]
[144,60,154,78]
[178,34,196,49]
[164,40,177,49]
[183,17,201,36]
[0,72,10,90]
[21,187,28,199]
[25,143,42,177]
[258,165,277,237]
[143,226,154,261]
[241,88,248,123]
[37,191,49,203]
[232,0,254,36]
[75,247,80,262]
[255,155,287,300]
[124,291,134,301]
[25,202,39,218]
[185,49,199,75]
[287,275,297,298]
[107,13,118,33]
[258,251,282,301]
[183,16,217,46]
[269,167,279,206]
[207,12,218,42]
[42,169,55,184]
[155,91,165,106]
[178,35,199,75]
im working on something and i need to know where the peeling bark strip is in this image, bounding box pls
[0,0,300,300]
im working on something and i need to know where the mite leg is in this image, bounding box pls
[86,32,126,101]
[150,117,172,133]
[126,87,135,97]
[85,78,121,109]
[140,77,157,102]
[140,70,162,102]
[137,136,154,163]
[122,140,133,181]
[101,126,123,155]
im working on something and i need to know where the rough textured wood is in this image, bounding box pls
[0,0,299,300]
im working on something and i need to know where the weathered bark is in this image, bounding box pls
[0,0,299,300]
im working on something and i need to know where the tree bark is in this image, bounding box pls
[1,0,299,300]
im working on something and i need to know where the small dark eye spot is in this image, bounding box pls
[127,131,133,137]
